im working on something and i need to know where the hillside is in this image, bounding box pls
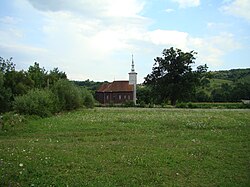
[210,68,250,83]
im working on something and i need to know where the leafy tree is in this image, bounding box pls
[137,85,153,104]
[231,82,250,101]
[144,47,207,105]
[194,90,211,102]
[46,68,67,88]
[28,62,47,88]
[51,79,83,111]
[0,57,15,73]
[4,70,34,97]
[0,72,12,113]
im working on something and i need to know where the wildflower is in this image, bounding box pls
[19,163,23,167]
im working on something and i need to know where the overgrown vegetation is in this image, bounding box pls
[0,57,95,117]
[0,108,249,186]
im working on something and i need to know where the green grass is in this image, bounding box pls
[1,108,250,186]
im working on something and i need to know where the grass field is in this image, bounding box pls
[0,108,250,186]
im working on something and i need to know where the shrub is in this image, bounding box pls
[123,100,135,107]
[13,89,57,117]
[139,101,146,108]
[80,88,95,108]
[0,112,26,131]
[51,79,83,111]
[176,102,187,108]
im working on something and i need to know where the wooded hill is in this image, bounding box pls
[210,68,250,83]
[198,68,250,102]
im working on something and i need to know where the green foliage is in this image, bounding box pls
[80,87,95,108]
[138,101,146,108]
[211,68,250,82]
[4,70,34,96]
[27,62,47,88]
[0,72,12,113]
[0,112,26,131]
[137,85,153,104]
[176,102,249,109]
[51,79,83,111]
[0,57,15,73]
[13,89,58,117]
[144,47,207,105]
[123,100,135,107]
[73,79,105,91]
[47,68,67,88]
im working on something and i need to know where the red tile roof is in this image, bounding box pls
[97,81,133,92]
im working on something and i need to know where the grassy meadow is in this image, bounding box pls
[0,108,250,186]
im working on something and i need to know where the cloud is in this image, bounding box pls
[0,16,20,24]
[27,0,145,18]
[222,0,250,22]
[188,33,241,68]
[165,8,175,13]
[1,0,245,82]
[171,0,200,8]
[146,30,189,49]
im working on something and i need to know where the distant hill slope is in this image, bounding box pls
[210,68,250,83]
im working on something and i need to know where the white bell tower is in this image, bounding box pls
[129,54,137,104]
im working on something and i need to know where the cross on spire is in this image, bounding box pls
[131,54,135,72]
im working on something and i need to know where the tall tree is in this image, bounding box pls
[144,47,207,105]
[28,62,47,88]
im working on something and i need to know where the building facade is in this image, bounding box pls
[95,56,137,104]
[95,81,134,104]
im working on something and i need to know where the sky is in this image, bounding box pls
[0,0,250,83]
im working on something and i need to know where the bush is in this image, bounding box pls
[123,100,135,107]
[176,102,187,108]
[52,79,83,111]
[13,89,57,117]
[0,112,26,131]
[80,88,95,108]
[139,101,146,108]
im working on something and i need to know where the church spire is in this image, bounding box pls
[131,54,135,72]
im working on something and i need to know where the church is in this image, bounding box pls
[95,56,137,105]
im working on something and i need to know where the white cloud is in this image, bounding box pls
[1,0,245,82]
[27,0,145,18]
[165,8,175,13]
[146,30,189,49]
[222,0,250,21]
[189,33,241,68]
[0,16,20,24]
[171,0,200,8]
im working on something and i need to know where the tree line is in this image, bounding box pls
[0,57,94,116]
[138,47,250,105]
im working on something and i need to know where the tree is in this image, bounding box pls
[0,57,15,73]
[4,70,34,97]
[46,68,67,88]
[144,47,207,105]
[28,62,47,88]
[0,72,12,113]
